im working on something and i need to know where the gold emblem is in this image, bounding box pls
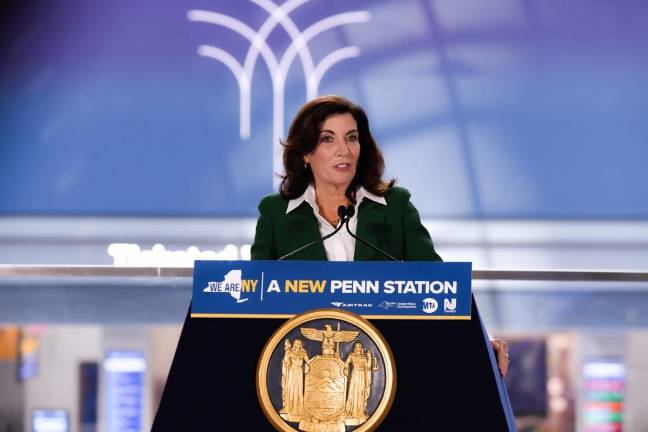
[257,309,396,432]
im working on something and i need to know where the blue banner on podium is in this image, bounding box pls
[191,260,472,319]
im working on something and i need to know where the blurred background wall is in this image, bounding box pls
[2,0,648,269]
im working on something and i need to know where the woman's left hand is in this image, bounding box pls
[490,339,510,378]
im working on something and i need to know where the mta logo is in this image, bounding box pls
[422,298,438,314]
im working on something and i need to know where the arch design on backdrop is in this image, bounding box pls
[187,0,371,186]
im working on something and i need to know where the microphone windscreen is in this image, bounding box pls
[337,205,348,219]
[345,205,355,217]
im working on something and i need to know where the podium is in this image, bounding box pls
[153,261,516,431]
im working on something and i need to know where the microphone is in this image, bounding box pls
[278,205,350,260]
[344,205,400,262]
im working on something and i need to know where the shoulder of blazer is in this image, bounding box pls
[258,193,289,216]
[383,185,411,210]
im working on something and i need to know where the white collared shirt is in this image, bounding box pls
[286,184,387,261]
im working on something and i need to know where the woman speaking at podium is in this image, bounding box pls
[250,95,442,263]
[250,95,510,376]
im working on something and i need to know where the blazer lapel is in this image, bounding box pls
[353,199,387,261]
[286,203,328,261]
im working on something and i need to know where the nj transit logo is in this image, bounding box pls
[203,269,258,303]
[444,298,457,313]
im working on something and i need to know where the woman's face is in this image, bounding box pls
[304,113,360,191]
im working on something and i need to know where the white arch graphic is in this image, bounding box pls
[187,1,371,186]
[244,0,315,142]
[309,46,361,98]
[279,11,370,94]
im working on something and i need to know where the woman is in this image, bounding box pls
[251,95,441,262]
[251,95,509,376]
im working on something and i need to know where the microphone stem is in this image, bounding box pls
[278,216,347,261]
[344,219,400,262]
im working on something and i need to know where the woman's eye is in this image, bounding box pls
[320,135,334,143]
[347,135,358,142]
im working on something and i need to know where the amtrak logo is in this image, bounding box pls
[187,1,371,184]
[422,298,438,314]
[331,301,373,308]
[203,269,248,303]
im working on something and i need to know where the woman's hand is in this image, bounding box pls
[490,339,510,378]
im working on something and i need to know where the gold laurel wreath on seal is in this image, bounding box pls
[256,309,397,432]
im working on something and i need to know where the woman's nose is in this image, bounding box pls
[335,139,351,156]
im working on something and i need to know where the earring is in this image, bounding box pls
[304,162,310,170]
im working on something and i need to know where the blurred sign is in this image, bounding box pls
[32,410,69,432]
[104,351,146,432]
[3,1,648,217]
[192,260,472,319]
[19,327,45,381]
[582,359,625,432]
[80,362,98,432]
[0,326,18,360]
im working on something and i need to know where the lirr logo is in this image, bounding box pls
[422,298,438,314]
[203,269,258,303]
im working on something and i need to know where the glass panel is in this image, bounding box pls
[1,266,647,431]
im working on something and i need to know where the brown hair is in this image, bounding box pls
[280,95,394,202]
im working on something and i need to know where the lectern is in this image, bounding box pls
[153,261,516,431]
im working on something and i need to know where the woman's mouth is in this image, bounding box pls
[334,163,352,171]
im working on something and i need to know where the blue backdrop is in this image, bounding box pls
[1,0,647,217]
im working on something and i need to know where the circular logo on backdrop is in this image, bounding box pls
[422,298,438,314]
[257,309,396,432]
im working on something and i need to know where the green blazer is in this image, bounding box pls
[250,186,442,262]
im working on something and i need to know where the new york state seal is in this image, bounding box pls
[257,309,396,432]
